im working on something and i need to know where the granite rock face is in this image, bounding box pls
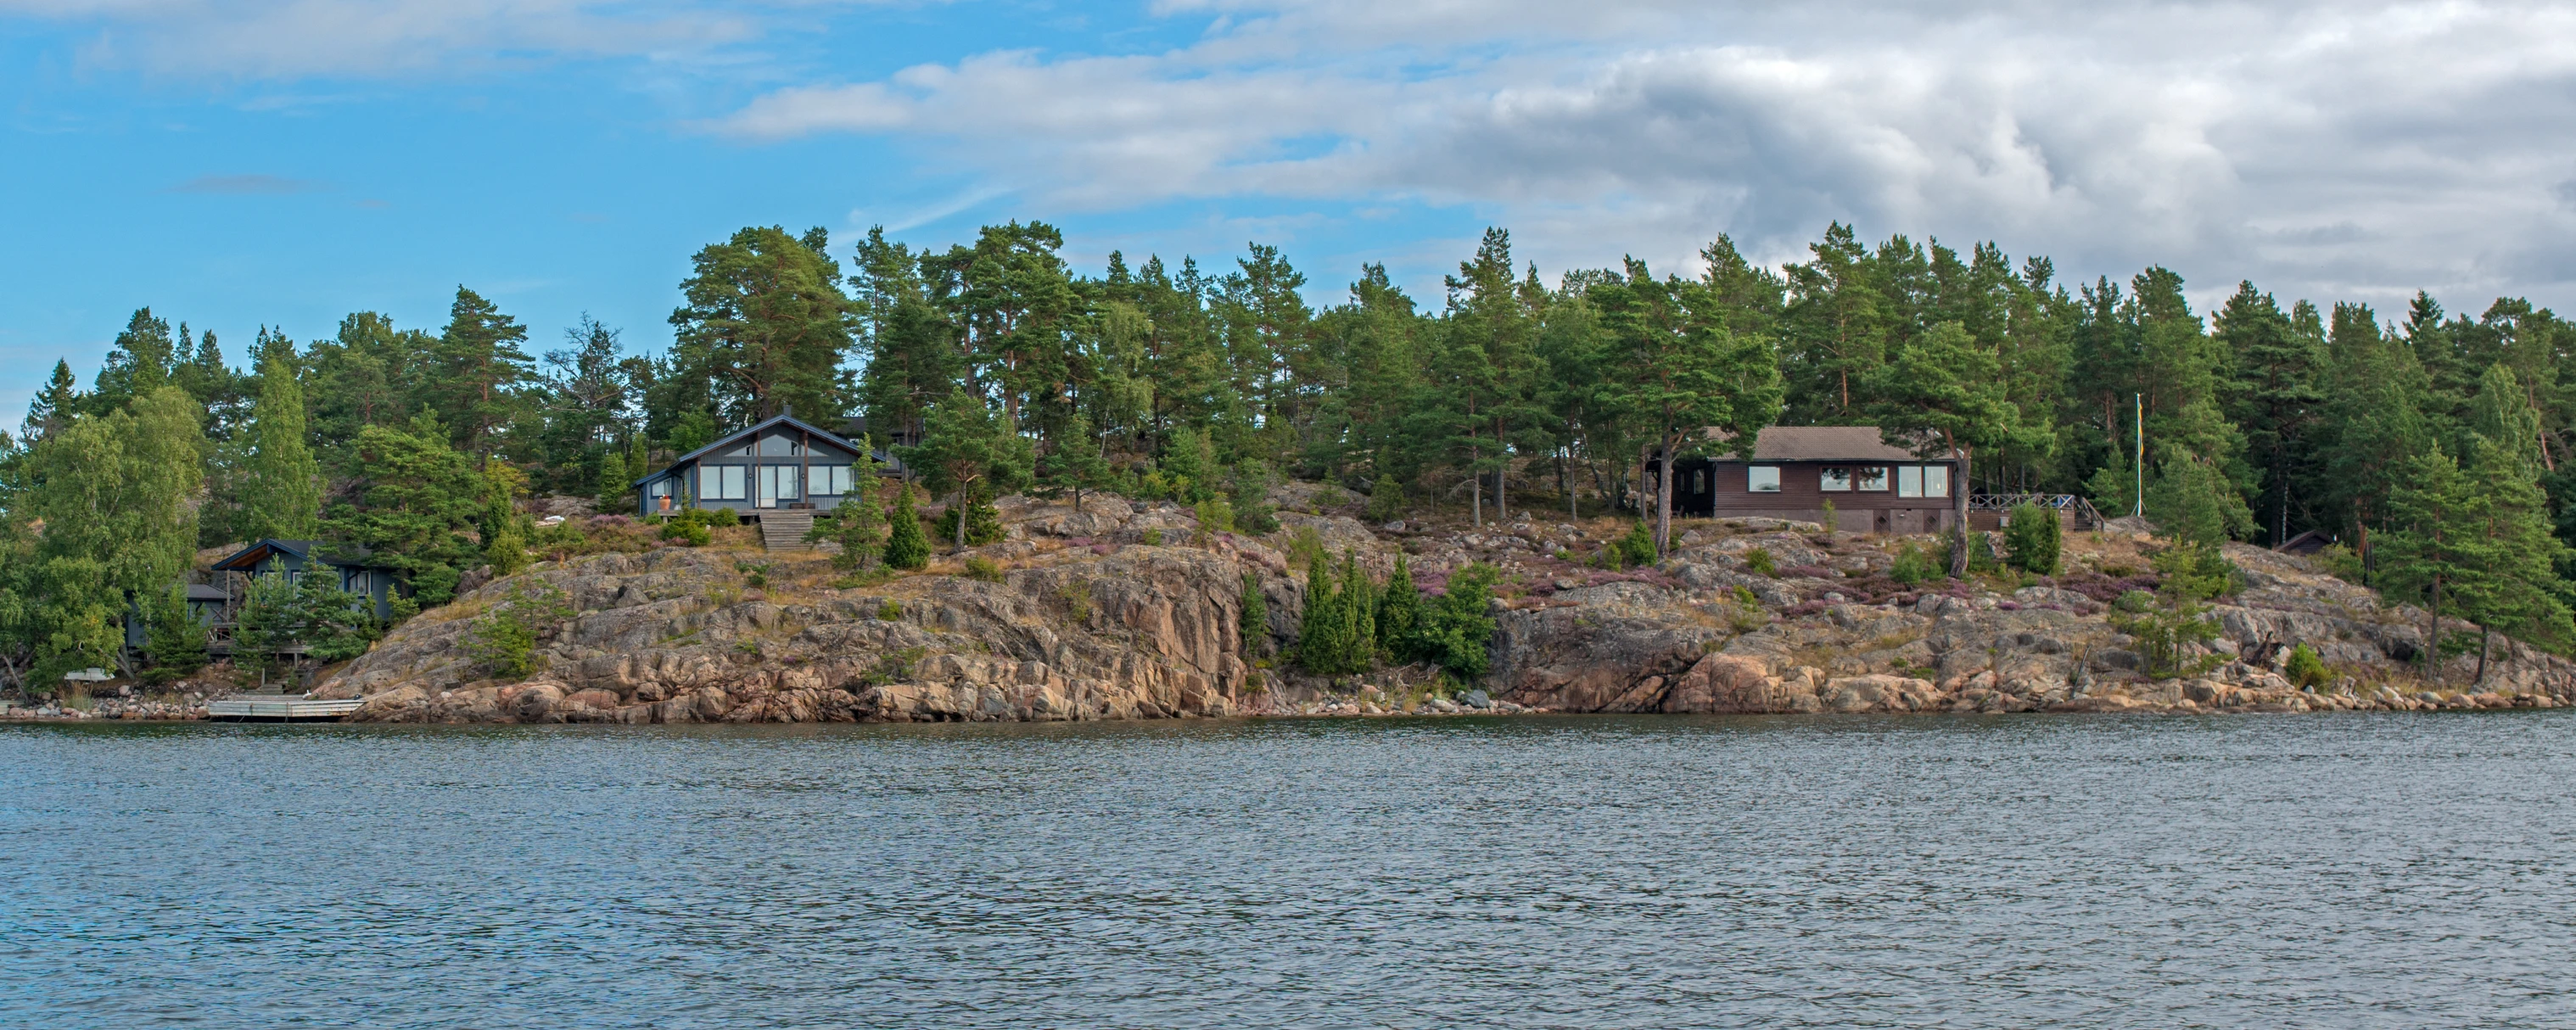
[319,540,1269,725]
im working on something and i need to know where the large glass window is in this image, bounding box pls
[1748,467,1781,493]
[1856,466,1889,491]
[647,478,675,498]
[701,465,747,501]
[808,465,852,496]
[1923,466,1950,498]
[759,434,803,456]
[1896,466,1923,497]
[1819,467,1851,491]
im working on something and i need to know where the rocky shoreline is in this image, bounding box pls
[14,488,2570,725]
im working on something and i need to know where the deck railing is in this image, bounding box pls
[1967,493,2104,528]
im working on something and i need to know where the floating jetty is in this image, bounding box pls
[207,695,362,722]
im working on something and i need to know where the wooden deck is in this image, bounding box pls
[207,695,362,721]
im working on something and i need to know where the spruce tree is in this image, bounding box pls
[1377,553,1420,660]
[22,360,78,442]
[1297,549,1344,675]
[883,481,931,570]
[242,355,322,541]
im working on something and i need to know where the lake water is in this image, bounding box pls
[5,713,2573,1028]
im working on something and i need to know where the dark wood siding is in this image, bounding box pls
[1669,458,1961,533]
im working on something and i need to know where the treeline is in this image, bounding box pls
[4,220,2574,686]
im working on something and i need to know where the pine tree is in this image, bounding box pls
[902,387,1034,546]
[241,355,322,541]
[1868,321,2041,572]
[883,481,931,570]
[434,287,535,456]
[816,436,888,571]
[674,226,855,424]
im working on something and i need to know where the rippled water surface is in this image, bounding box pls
[7,713,2575,1028]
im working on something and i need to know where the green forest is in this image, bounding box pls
[5,220,2573,686]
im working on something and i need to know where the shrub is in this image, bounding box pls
[933,487,1007,546]
[962,556,1005,582]
[1365,474,1406,523]
[876,599,903,621]
[1140,528,1164,546]
[1414,562,1499,680]
[660,520,711,546]
[461,580,574,680]
[1610,521,1657,568]
[1744,546,1777,577]
[1193,495,1235,536]
[2003,502,2061,574]
[702,507,740,527]
[736,561,770,589]
[2314,543,2363,585]
[2284,642,2329,689]
[1890,542,1936,585]
[1818,499,1836,533]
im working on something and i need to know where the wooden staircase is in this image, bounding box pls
[759,510,815,551]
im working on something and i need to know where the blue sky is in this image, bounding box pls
[8,1,2576,419]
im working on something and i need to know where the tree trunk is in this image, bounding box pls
[1655,434,1677,560]
[955,488,969,547]
[1470,467,1482,529]
[1950,439,1972,576]
[2426,573,2442,684]
[2475,625,2491,686]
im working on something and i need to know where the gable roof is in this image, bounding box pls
[632,411,861,487]
[210,539,384,572]
[1704,426,1962,462]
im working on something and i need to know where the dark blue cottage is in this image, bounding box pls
[630,412,884,518]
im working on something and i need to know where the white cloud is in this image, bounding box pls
[719,0,2576,308]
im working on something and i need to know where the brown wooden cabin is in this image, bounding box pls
[1657,426,1963,535]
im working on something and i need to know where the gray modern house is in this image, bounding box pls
[630,411,876,518]
[210,540,404,620]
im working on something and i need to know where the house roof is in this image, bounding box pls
[631,411,862,488]
[184,584,229,602]
[1706,425,1962,462]
[210,538,383,572]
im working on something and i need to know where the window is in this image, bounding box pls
[1856,467,1888,491]
[808,464,852,496]
[1896,466,1923,497]
[647,478,675,498]
[1819,467,1851,491]
[1923,465,1950,498]
[759,434,803,456]
[1748,467,1781,493]
[1692,469,1705,493]
[702,465,747,501]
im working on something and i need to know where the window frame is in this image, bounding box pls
[1896,466,1924,498]
[1855,466,1889,492]
[1819,467,1852,492]
[1923,465,1950,498]
[1747,466,1782,493]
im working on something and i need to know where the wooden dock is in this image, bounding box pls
[207,695,363,721]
